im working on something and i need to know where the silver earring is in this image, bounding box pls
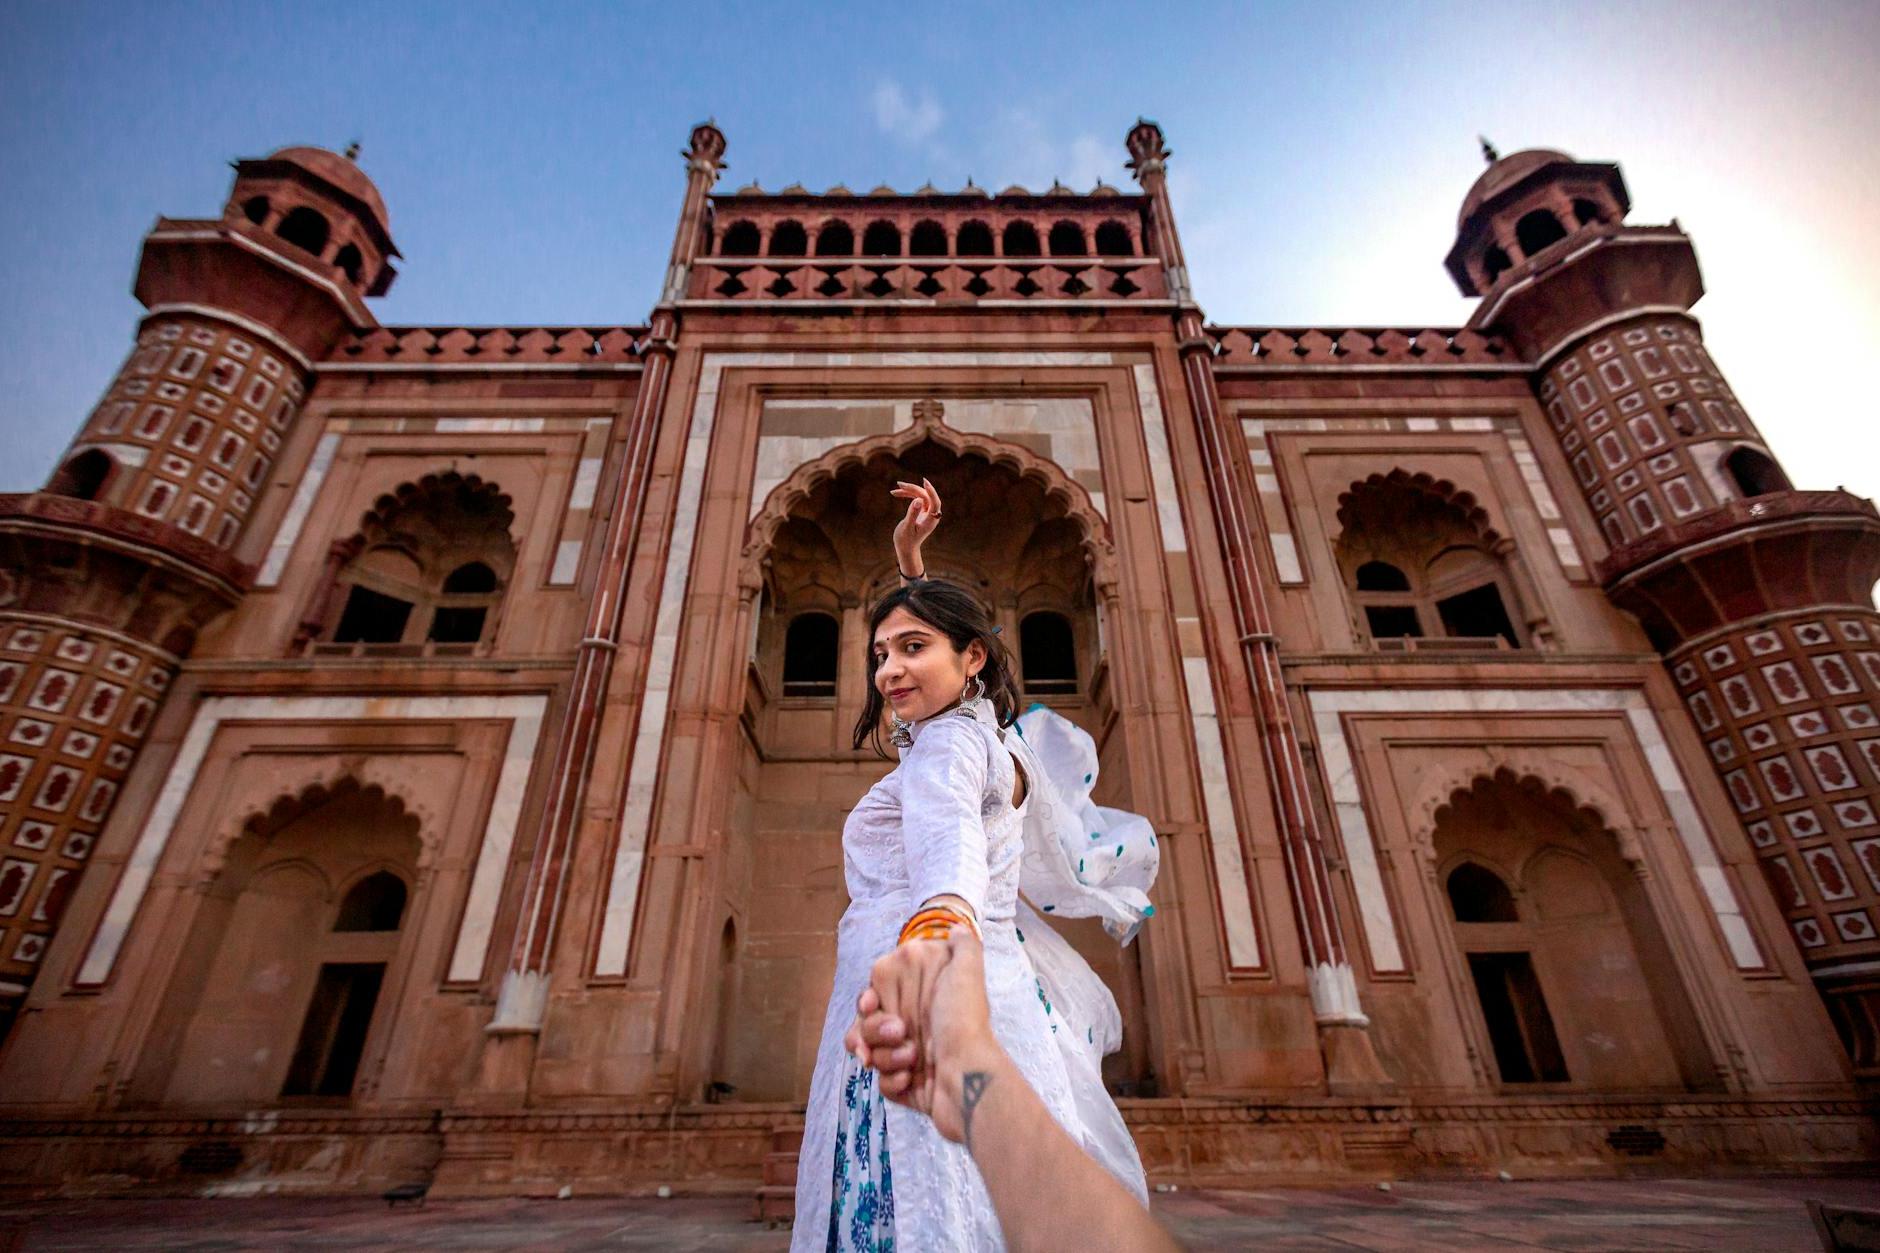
[889,712,914,748]
[957,673,986,718]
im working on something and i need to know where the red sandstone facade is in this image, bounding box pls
[0,125,1875,1198]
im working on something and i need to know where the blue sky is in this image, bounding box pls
[2,1,1875,498]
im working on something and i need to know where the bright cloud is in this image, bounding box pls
[873,80,943,145]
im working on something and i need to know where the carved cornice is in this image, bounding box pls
[1598,489,1880,585]
[0,493,252,595]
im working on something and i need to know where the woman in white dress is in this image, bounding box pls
[792,479,1159,1252]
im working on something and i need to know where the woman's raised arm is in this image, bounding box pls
[890,477,942,582]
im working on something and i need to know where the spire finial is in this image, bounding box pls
[1479,135,1499,165]
[344,139,361,161]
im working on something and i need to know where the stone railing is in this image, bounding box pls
[682,256,1168,304]
[0,493,254,589]
[1206,325,1521,367]
[330,326,649,364]
[1597,489,1880,582]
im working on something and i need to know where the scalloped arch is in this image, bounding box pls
[742,415,1116,591]
[1421,764,1640,864]
[354,471,516,549]
[1336,468,1502,547]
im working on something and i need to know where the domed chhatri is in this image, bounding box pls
[265,144,391,230]
[1457,147,1576,229]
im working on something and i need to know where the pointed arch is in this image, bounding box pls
[1335,468,1501,545]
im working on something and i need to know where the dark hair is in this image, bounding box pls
[851,578,1021,754]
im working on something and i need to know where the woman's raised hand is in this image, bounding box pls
[891,478,942,578]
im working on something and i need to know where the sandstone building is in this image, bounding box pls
[0,124,1876,1197]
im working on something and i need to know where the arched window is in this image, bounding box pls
[332,243,364,285]
[1338,473,1524,649]
[1572,198,1605,227]
[334,871,407,932]
[719,220,761,256]
[1047,221,1086,257]
[1482,245,1513,284]
[1020,612,1078,695]
[428,560,502,644]
[1093,220,1133,257]
[276,206,331,258]
[767,220,807,257]
[47,449,113,501]
[320,474,517,655]
[1514,209,1568,257]
[861,220,902,257]
[1448,863,1519,923]
[241,195,271,226]
[782,612,839,697]
[1002,221,1041,257]
[1724,446,1791,498]
[956,220,994,256]
[909,220,947,257]
[815,220,854,256]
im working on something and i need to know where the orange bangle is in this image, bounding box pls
[898,903,979,945]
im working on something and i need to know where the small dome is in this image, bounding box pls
[268,145,390,228]
[1458,148,1573,229]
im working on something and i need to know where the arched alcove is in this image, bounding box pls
[276,206,331,258]
[134,778,422,1107]
[1723,446,1791,498]
[1430,770,1715,1093]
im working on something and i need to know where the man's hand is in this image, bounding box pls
[847,931,999,1143]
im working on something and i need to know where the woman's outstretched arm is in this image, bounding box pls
[890,477,941,581]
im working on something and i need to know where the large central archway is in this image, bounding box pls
[703,419,1152,1103]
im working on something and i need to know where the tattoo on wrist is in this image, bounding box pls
[960,1070,993,1149]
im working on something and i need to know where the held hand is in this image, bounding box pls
[890,478,942,574]
[848,930,997,1144]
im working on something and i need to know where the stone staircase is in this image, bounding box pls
[754,1125,802,1227]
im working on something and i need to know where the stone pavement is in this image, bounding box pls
[3,1175,1875,1250]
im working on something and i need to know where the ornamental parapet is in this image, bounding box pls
[1206,325,1522,368]
[681,256,1168,305]
[0,492,253,592]
[328,325,650,365]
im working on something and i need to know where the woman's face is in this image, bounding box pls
[872,604,986,725]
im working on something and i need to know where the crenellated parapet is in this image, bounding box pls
[328,325,650,366]
[1205,325,1520,369]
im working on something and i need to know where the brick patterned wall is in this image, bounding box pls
[1670,609,1880,964]
[0,614,173,996]
[1537,314,1768,553]
[67,313,306,552]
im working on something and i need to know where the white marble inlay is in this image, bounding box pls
[550,539,584,585]
[1268,532,1303,584]
[1183,655,1262,967]
[257,431,339,587]
[434,417,547,433]
[1308,687,1763,974]
[77,692,547,987]
[568,455,603,510]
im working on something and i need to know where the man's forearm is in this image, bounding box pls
[937,1040,1180,1253]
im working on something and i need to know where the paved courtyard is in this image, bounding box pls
[3,1175,1874,1250]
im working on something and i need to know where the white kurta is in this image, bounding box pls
[791,702,1147,1252]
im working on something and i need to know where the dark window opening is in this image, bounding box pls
[333,585,414,644]
[861,220,902,257]
[1448,863,1519,923]
[1094,221,1133,257]
[1002,221,1041,257]
[1515,209,1569,257]
[1572,198,1605,227]
[956,221,994,256]
[782,612,839,697]
[1020,612,1078,695]
[1435,583,1520,647]
[1364,605,1423,640]
[768,220,807,257]
[427,606,487,644]
[815,221,855,256]
[276,206,331,258]
[335,871,407,932]
[719,220,761,256]
[332,243,364,284]
[47,449,113,501]
[1354,560,1411,592]
[282,962,385,1098]
[1467,952,1569,1084]
[1048,221,1086,257]
[1482,245,1513,284]
[442,561,498,594]
[1724,446,1791,498]
[909,220,947,257]
[241,195,271,226]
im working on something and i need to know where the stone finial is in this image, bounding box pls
[1125,119,1169,182]
[1479,135,1499,164]
[343,140,361,161]
[686,121,728,169]
[911,397,946,426]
